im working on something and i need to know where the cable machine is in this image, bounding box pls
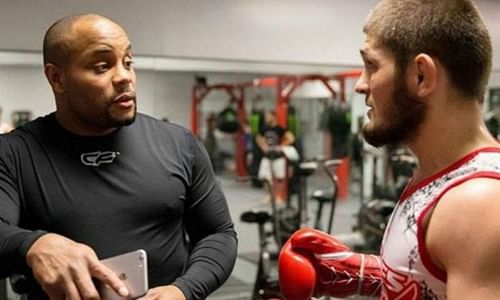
[251,70,362,200]
[251,70,363,128]
[191,82,249,178]
[190,70,362,184]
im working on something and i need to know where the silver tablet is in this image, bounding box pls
[98,249,149,300]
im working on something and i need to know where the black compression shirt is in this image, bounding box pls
[0,113,237,300]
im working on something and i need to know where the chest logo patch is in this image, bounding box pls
[81,151,120,166]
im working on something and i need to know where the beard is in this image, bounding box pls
[70,101,137,133]
[362,76,427,147]
[98,104,137,128]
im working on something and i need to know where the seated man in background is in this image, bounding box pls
[0,14,237,300]
[255,110,296,204]
[0,107,14,133]
[279,0,500,299]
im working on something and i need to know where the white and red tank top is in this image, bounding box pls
[380,147,500,300]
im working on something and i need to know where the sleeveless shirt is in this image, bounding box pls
[380,147,500,299]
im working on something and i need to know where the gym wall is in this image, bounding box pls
[1,1,499,68]
[0,65,266,129]
[1,0,499,130]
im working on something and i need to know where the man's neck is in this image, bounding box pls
[55,111,118,137]
[408,100,498,181]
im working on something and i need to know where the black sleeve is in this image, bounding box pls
[0,137,47,278]
[172,134,238,300]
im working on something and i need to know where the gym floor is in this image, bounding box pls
[207,169,377,300]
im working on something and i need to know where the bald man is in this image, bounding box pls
[0,14,237,300]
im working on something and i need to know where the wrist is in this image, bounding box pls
[170,285,187,300]
[25,232,52,267]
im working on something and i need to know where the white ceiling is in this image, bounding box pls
[0,0,498,70]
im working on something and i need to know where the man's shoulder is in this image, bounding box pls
[425,177,500,289]
[429,177,500,230]
[439,177,500,214]
[134,113,193,139]
[0,115,46,143]
[426,177,500,266]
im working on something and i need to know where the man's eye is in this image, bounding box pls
[364,60,377,72]
[94,63,109,73]
[125,60,134,69]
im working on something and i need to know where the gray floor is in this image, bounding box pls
[208,171,377,300]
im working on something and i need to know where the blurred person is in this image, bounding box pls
[255,110,296,204]
[0,107,14,133]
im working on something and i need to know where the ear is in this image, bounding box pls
[44,63,65,94]
[406,54,438,98]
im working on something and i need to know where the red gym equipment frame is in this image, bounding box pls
[191,83,249,178]
[251,69,362,128]
[190,69,362,180]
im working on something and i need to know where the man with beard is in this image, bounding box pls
[279,0,500,299]
[0,14,237,300]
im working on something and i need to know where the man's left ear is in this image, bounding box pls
[407,54,438,98]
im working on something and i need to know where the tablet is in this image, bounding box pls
[98,249,149,300]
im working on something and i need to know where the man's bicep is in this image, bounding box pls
[185,135,235,239]
[184,180,234,242]
[428,178,500,299]
[446,249,500,299]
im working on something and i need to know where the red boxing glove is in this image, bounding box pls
[279,228,382,299]
[278,239,317,300]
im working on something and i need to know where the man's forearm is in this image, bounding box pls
[0,224,47,277]
[173,230,237,300]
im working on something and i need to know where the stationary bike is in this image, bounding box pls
[240,152,342,299]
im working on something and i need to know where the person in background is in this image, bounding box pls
[0,14,237,300]
[255,110,296,204]
[0,107,14,133]
[279,0,500,299]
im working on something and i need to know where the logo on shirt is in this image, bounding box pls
[381,261,420,300]
[80,151,120,166]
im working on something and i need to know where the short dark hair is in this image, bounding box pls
[364,0,492,102]
[43,14,119,67]
[42,15,84,66]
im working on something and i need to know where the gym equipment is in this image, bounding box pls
[279,228,382,300]
[191,70,362,191]
[203,113,222,172]
[217,103,240,133]
[241,149,289,300]
[355,145,417,252]
[309,159,343,233]
[240,158,342,299]
[259,72,357,202]
[191,82,248,177]
[11,111,32,128]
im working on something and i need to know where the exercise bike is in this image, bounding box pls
[240,151,342,300]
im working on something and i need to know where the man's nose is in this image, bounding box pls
[113,64,134,86]
[354,71,368,94]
